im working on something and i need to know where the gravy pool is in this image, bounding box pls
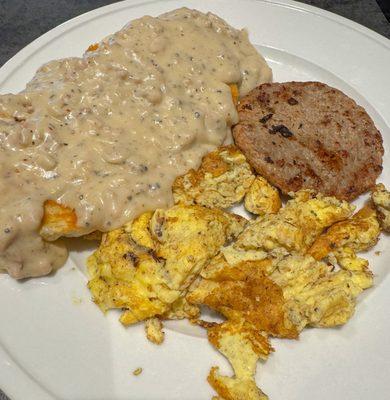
[0,8,271,279]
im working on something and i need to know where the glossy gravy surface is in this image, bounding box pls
[0,8,271,279]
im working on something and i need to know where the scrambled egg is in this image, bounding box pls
[188,257,297,339]
[188,251,375,398]
[269,254,370,330]
[207,321,271,400]
[229,83,239,106]
[87,204,245,325]
[163,296,200,320]
[40,200,78,241]
[189,251,371,335]
[172,145,255,209]
[308,206,380,289]
[40,200,102,241]
[187,188,380,399]
[145,318,165,345]
[235,190,354,255]
[244,176,281,216]
[372,183,390,232]
[87,145,384,400]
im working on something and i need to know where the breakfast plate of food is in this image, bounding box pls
[0,0,389,399]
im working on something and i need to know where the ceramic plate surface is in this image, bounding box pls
[1,1,390,399]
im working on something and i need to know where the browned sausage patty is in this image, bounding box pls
[233,82,384,200]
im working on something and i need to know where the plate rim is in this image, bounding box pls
[1,0,390,399]
[1,0,390,88]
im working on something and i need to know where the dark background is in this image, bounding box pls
[0,1,389,399]
[0,0,389,67]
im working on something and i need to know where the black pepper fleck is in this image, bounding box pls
[287,97,298,105]
[149,249,163,263]
[269,124,294,138]
[123,252,139,265]
[259,113,273,124]
[264,156,274,164]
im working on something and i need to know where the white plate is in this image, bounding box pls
[1,1,390,399]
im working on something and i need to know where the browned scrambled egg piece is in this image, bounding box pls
[188,257,297,338]
[87,204,245,325]
[172,145,255,209]
[229,83,239,106]
[40,200,78,241]
[207,321,271,400]
[244,176,281,216]
[308,206,380,289]
[40,200,101,241]
[371,183,390,232]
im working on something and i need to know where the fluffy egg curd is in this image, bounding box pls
[87,145,387,400]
